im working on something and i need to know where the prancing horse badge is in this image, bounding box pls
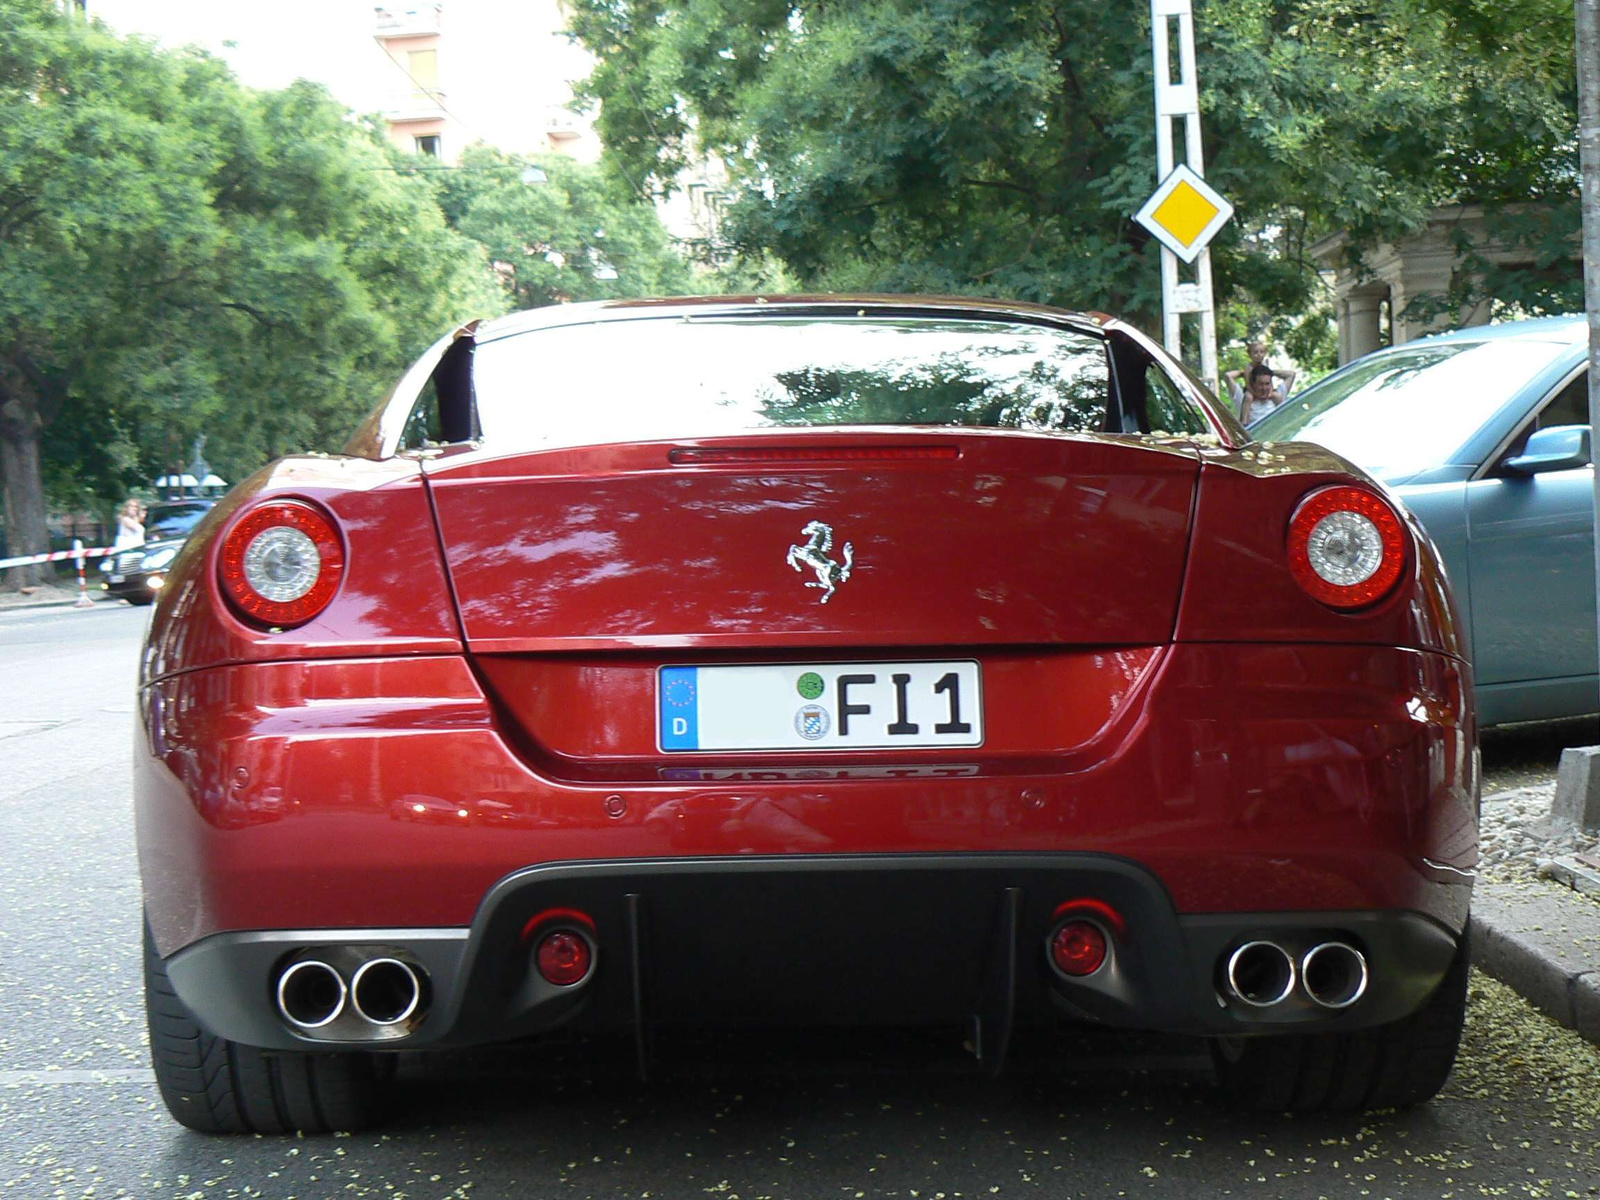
[785,520,853,604]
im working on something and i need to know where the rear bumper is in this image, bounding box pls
[164,853,1462,1054]
[135,641,1477,960]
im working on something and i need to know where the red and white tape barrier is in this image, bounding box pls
[0,544,115,570]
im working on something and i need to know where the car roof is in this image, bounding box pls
[349,293,1252,458]
[1402,313,1587,348]
[471,294,1113,342]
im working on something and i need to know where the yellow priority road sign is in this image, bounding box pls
[1134,164,1233,263]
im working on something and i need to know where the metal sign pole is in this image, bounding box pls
[1148,0,1220,391]
[1579,0,1600,709]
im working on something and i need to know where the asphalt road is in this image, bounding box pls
[2,601,1598,1200]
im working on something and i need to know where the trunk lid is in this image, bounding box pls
[425,430,1199,652]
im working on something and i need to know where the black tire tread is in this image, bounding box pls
[143,919,389,1134]
[1212,921,1471,1113]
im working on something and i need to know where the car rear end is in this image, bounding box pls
[135,299,1476,1124]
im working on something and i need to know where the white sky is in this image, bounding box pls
[84,1,597,153]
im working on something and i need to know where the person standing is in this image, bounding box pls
[1224,340,1296,420]
[114,499,146,549]
[1233,364,1282,424]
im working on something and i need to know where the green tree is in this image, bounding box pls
[1202,0,1578,323]
[566,0,1578,355]
[175,85,505,484]
[0,0,502,586]
[2,0,222,581]
[424,143,693,308]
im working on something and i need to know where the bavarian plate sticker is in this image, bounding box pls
[658,662,982,752]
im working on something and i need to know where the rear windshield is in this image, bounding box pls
[470,316,1145,449]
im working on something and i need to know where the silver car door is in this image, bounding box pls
[1464,368,1598,719]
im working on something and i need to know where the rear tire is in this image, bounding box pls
[1210,921,1470,1112]
[144,918,392,1133]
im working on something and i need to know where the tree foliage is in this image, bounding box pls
[0,0,503,582]
[567,0,1579,352]
[425,143,693,308]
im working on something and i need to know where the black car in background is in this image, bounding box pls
[100,500,216,605]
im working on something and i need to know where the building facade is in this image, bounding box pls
[1311,205,1579,364]
[370,4,726,250]
[372,3,604,164]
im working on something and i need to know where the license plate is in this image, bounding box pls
[658,661,982,752]
[109,574,124,583]
[661,764,981,781]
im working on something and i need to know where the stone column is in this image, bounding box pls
[1342,288,1387,363]
[1392,252,1458,344]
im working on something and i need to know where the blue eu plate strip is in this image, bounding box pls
[659,666,699,751]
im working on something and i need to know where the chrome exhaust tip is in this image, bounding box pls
[1301,942,1369,1009]
[276,959,347,1029]
[1224,941,1297,1008]
[350,957,423,1026]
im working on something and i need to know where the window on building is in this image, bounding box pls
[408,49,438,89]
[415,134,442,158]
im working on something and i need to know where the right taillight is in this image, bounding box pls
[218,499,345,628]
[1287,485,1408,610]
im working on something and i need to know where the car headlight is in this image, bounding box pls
[140,546,178,571]
[98,559,112,573]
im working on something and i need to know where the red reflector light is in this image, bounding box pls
[218,500,345,628]
[535,930,593,986]
[1050,920,1108,977]
[519,908,596,943]
[1286,485,1408,610]
[1051,898,1127,936]
[668,445,962,466]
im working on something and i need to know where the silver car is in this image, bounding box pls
[1252,315,1593,726]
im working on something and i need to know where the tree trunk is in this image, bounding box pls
[0,372,50,590]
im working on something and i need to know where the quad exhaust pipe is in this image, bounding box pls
[350,957,424,1025]
[275,953,427,1034]
[1224,941,1297,1007]
[1300,942,1369,1009]
[1220,939,1369,1010]
[276,959,347,1029]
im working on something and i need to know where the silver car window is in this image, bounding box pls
[1251,340,1568,478]
[1489,368,1591,472]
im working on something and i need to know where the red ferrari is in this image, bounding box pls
[136,297,1477,1133]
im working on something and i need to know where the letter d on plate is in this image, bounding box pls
[659,667,700,750]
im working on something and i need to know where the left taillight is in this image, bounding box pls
[218,499,345,628]
[1287,485,1408,610]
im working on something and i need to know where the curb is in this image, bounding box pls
[0,596,113,613]
[1472,880,1600,1046]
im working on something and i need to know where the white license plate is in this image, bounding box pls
[661,764,981,781]
[109,574,124,583]
[658,661,983,752]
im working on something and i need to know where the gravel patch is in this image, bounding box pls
[1480,783,1600,883]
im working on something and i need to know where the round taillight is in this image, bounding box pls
[219,500,345,628]
[1287,485,1407,610]
[535,930,594,987]
[1050,920,1108,977]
